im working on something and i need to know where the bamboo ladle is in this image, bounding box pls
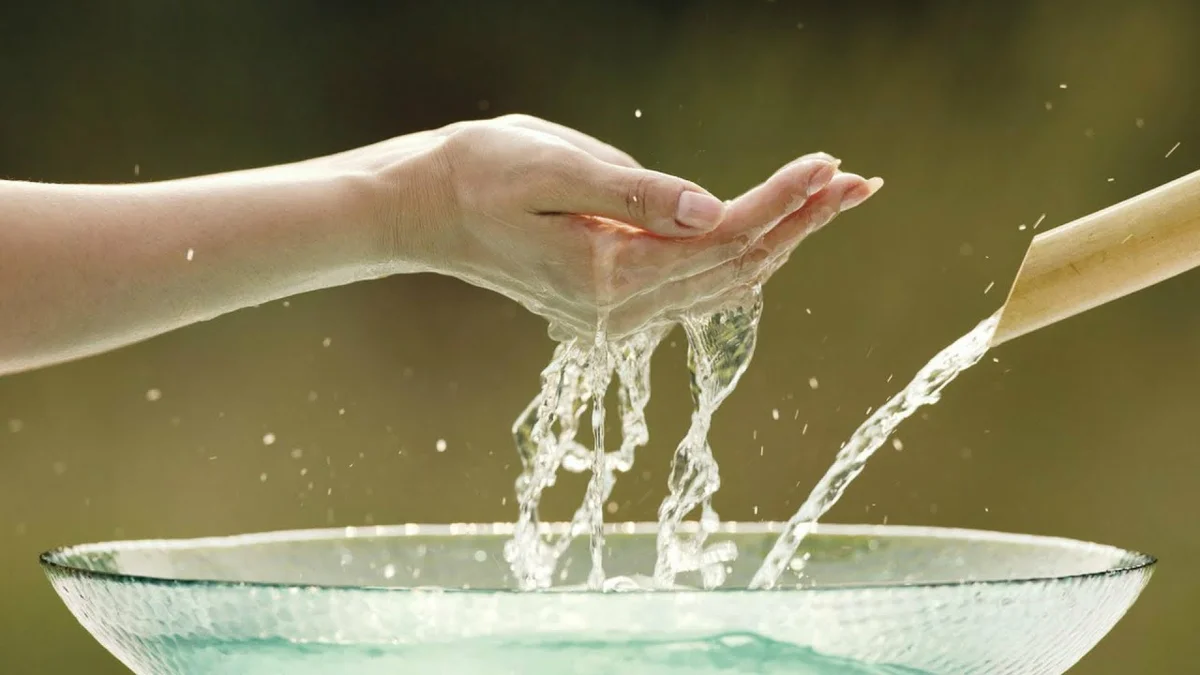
[991,168,1200,347]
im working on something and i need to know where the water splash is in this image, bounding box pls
[505,283,996,592]
[504,328,666,590]
[748,312,1000,590]
[654,288,763,588]
[505,288,764,590]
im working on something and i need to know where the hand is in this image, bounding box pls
[400,115,882,339]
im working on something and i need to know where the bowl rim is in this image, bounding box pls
[39,521,1156,595]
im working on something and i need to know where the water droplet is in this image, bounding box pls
[435,439,447,452]
[259,472,268,482]
[262,433,276,446]
[290,448,303,459]
[473,550,487,562]
[771,408,780,420]
[145,388,162,402]
[322,337,332,348]
[7,419,23,433]
[892,438,904,451]
[808,377,819,390]
[186,248,194,261]
[383,563,397,579]
[634,108,642,118]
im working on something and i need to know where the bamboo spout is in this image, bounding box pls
[991,168,1200,347]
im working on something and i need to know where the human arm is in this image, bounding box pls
[0,115,880,375]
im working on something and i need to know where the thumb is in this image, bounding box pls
[546,154,726,238]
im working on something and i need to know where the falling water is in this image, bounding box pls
[654,288,763,588]
[503,326,666,590]
[748,312,1000,590]
[504,288,765,590]
[504,282,999,592]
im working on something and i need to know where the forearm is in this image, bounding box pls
[0,161,410,375]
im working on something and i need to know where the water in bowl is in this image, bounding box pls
[140,632,926,674]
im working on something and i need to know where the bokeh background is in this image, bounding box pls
[2,1,1198,672]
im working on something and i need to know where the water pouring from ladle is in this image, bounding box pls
[992,168,1200,346]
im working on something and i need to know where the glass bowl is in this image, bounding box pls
[41,522,1154,674]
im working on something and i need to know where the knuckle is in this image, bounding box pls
[625,175,651,223]
[498,113,539,127]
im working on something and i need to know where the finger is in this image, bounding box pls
[617,174,884,325]
[759,174,884,252]
[711,154,840,244]
[621,156,841,282]
[536,152,727,238]
[500,114,642,168]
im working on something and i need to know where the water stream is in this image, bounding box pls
[504,293,998,591]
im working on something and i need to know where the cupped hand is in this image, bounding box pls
[409,115,882,339]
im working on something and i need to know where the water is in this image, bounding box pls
[507,298,998,596]
[750,312,1000,589]
[654,290,763,588]
[504,327,665,590]
[504,287,765,590]
[143,633,929,674]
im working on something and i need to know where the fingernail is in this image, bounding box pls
[676,191,725,231]
[806,162,837,197]
[840,177,884,211]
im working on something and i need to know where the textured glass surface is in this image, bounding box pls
[41,523,1153,675]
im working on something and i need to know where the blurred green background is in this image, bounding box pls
[2,1,1198,672]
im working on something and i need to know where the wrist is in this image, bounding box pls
[342,133,458,276]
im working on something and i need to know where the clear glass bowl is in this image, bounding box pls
[41,522,1154,675]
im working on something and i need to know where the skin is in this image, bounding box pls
[0,114,881,376]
